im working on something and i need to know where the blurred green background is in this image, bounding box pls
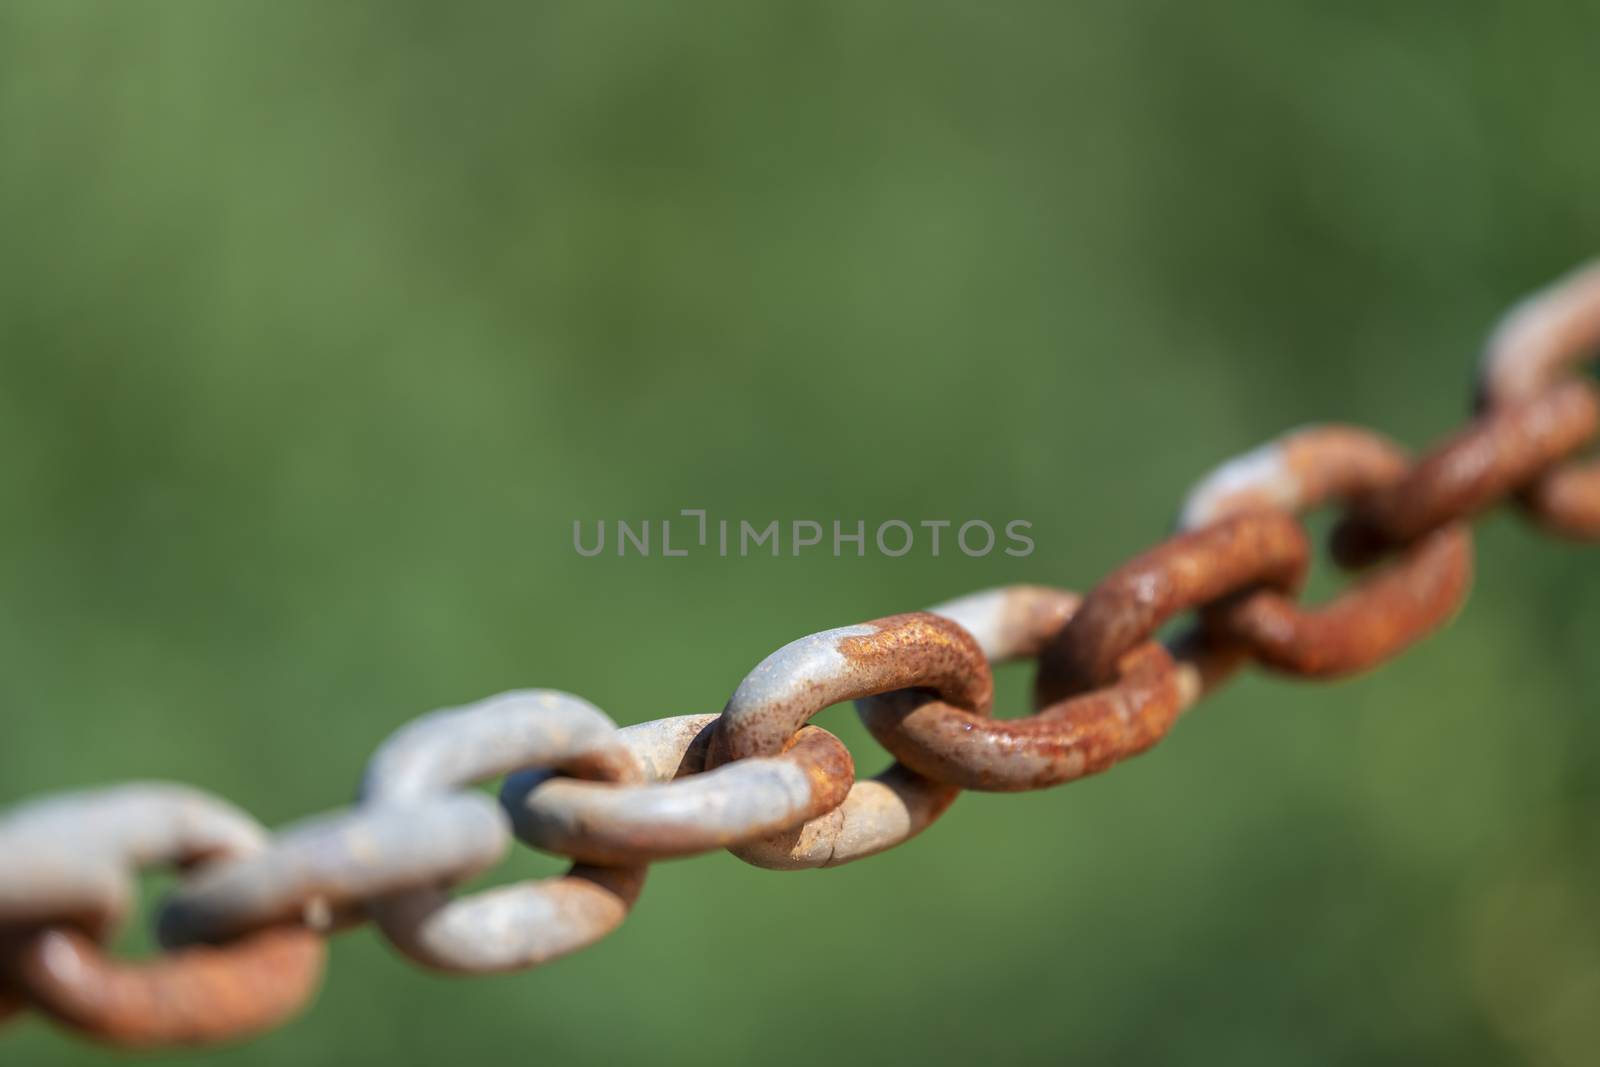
[2,2,1598,1064]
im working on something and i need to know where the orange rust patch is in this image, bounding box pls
[840,613,992,714]
[1335,380,1600,561]
[859,642,1183,792]
[1036,512,1309,705]
[8,925,325,1048]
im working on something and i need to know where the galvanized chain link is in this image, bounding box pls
[3,260,1597,1049]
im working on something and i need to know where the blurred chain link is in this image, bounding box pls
[2,261,1597,1049]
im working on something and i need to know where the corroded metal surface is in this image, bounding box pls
[1517,461,1600,533]
[714,613,993,761]
[858,585,1184,793]
[861,643,1182,792]
[0,785,323,1047]
[1179,424,1410,530]
[1332,382,1600,563]
[1181,425,1475,677]
[1036,511,1310,704]
[4,259,1599,1051]
[1477,258,1600,536]
[1210,526,1472,677]
[6,927,324,1048]
[713,612,991,869]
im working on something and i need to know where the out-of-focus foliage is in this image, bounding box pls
[2,2,1597,1064]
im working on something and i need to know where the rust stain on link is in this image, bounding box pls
[5,926,324,1048]
[1036,511,1310,706]
[0,783,326,1047]
[1179,424,1410,530]
[858,586,1191,793]
[708,612,991,868]
[711,612,993,764]
[1208,525,1474,677]
[1520,464,1600,533]
[1331,380,1600,565]
[1181,425,1476,678]
[735,593,1081,862]
[834,614,994,708]
[860,642,1183,792]
[7,262,1600,1050]
[1478,258,1600,537]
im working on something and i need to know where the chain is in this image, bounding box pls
[3,261,1597,1050]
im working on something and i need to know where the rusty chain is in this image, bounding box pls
[3,261,1598,1049]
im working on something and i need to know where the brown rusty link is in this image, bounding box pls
[856,586,1185,793]
[749,589,1086,832]
[1035,511,1310,706]
[1477,259,1600,537]
[709,612,991,868]
[1208,528,1472,676]
[859,641,1182,792]
[1331,380,1600,565]
[8,257,1600,1051]
[1180,425,1475,678]
[710,612,993,764]
[2,926,324,1049]
[0,784,325,1047]
[1518,463,1600,533]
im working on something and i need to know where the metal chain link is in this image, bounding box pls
[3,261,1597,1049]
